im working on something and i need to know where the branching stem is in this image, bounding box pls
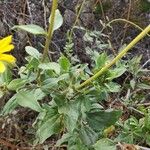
[76,25,150,90]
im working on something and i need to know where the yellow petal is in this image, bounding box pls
[0,35,12,46]
[0,35,14,53]
[0,44,14,53]
[0,54,16,64]
[0,61,6,73]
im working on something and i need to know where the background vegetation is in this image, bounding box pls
[0,0,150,149]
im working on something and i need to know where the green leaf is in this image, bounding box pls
[37,106,58,121]
[25,46,41,59]
[27,58,39,70]
[12,24,47,35]
[36,114,63,143]
[33,88,46,100]
[105,82,121,92]
[1,95,18,115]
[16,90,43,112]
[97,44,110,50]
[49,9,63,31]
[0,68,12,85]
[106,67,126,80]
[95,52,108,69]
[68,143,88,150]
[41,78,59,92]
[144,116,150,131]
[38,62,60,74]
[86,109,122,131]
[41,74,69,92]
[146,133,150,146]
[137,83,150,90]
[7,79,27,91]
[58,101,79,132]
[140,0,150,13]
[78,96,92,119]
[59,55,71,72]
[79,124,98,146]
[93,138,116,150]
[52,93,66,107]
[0,90,4,99]
[130,79,136,89]
[67,134,89,150]
[128,55,142,75]
[56,133,70,146]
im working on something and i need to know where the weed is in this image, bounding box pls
[0,0,150,149]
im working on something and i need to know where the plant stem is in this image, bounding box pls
[69,0,86,38]
[42,0,58,62]
[36,0,58,83]
[103,18,150,37]
[76,24,150,90]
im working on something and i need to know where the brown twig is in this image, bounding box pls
[98,0,116,55]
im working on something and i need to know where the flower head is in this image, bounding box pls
[0,35,16,73]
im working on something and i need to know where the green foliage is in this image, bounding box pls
[59,55,71,72]
[0,5,150,150]
[38,62,61,74]
[12,8,63,35]
[49,9,63,31]
[25,46,41,59]
[1,45,124,147]
[7,79,27,91]
[139,0,150,12]
[116,112,150,146]
[93,138,116,150]
[1,95,17,115]
[12,24,47,35]
[36,111,63,143]
[16,89,45,112]
[86,109,122,131]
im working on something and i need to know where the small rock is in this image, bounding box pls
[64,9,76,26]
[80,13,95,28]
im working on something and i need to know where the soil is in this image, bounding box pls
[0,0,149,149]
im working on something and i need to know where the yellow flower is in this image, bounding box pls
[0,35,16,73]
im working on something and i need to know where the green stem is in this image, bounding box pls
[42,0,58,62]
[36,0,58,83]
[76,24,150,90]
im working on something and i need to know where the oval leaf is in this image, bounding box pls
[59,55,71,72]
[38,62,60,74]
[25,46,41,59]
[49,9,63,31]
[7,79,27,91]
[12,24,47,35]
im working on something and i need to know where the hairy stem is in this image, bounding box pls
[42,0,58,62]
[36,0,58,83]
